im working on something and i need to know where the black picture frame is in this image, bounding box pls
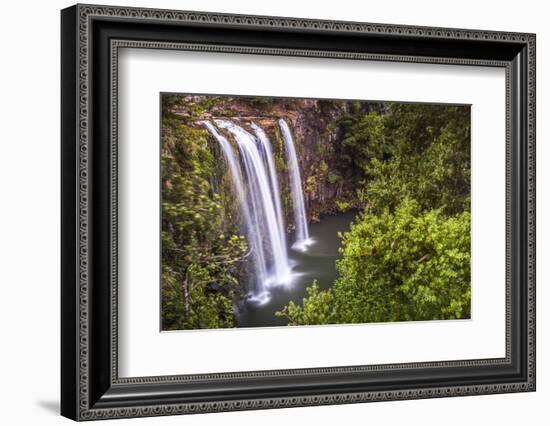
[61,4,536,421]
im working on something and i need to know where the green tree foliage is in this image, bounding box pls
[339,110,387,173]
[161,95,248,330]
[279,102,471,325]
[277,199,471,324]
[361,104,470,215]
[160,94,471,329]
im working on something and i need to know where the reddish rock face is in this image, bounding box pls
[175,95,379,224]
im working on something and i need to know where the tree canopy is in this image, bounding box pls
[161,96,471,329]
[277,199,470,325]
[278,103,471,325]
[161,96,248,330]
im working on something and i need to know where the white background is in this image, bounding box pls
[0,0,547,425]
[119,50,506,377]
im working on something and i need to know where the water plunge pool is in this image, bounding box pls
[237,211,358,328]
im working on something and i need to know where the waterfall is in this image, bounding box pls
[203,118,312,303]
[250,122,287,257]
[278,119,313,252]
[206,120,293,304]
[202,122,269,301]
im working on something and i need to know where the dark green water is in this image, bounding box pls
[237,211,357,328]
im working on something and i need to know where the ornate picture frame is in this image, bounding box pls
[61,4,535,420]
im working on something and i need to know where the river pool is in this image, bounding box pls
[237,211,358,328]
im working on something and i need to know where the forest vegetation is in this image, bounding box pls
[161,95,471,330]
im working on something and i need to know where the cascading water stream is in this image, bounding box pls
[278,119,313,252]
[203,118,312,304]
[202,122,269,301]
[214,120,292,293]
[250,122,287,256]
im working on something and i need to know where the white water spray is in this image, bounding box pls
[203,118,312,303]
[250,122,287,256]
[212,120,293,297]
[202,122,270,302]
[278,119,313,251]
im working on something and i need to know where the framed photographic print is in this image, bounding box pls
[61,4,536,421]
